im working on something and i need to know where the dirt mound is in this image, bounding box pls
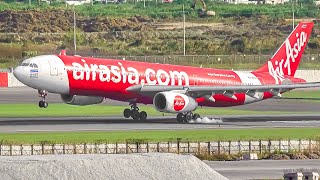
[0,153,228,180]
[0,10,152,33]
[0,9,73,33]
[79,16,152,32]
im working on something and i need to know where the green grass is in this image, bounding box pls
[0,103,315,118]
[283,90,320,99]
[0,128,319,144]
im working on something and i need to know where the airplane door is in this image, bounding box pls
[49,60,58,76]
[193,74,199,85]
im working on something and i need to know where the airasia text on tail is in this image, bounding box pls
[255,22,313,84]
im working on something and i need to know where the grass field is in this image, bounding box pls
[282,90,320,99]
[0,128,319,144]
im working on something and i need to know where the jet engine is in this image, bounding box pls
[153,92,198,113]
[61,95,104,106]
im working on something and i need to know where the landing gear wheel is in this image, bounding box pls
[38,89,48,108]
[193,113,200,120]
[177,113,184,123]
[43,101,48,108]
[38,101,44,108]
[132,109,140,121]
[38,100,48,108]
[184,113,193,122]
[126,103,148,121]
[123,108,132,118]
[139,111,147,121]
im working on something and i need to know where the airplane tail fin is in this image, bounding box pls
[253,22,314,82]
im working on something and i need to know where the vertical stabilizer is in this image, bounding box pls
[254,22,314,84]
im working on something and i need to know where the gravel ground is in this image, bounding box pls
[0,153,227,180]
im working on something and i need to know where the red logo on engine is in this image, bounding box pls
[174,95,185,111]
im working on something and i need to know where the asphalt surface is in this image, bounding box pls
[1,87,320,132]
[0,115,319,132]
[206,159,320,180]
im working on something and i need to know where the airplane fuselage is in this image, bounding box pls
[16,54,305,107]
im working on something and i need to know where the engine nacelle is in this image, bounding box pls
[61,95,104,106]
[153,92,198,113]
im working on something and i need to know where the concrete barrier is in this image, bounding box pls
[0,72,25,87]
[295,70,320,82]
[0,72,8,87]
[7,73,25,87]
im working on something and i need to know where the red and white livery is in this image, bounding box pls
[13,22,320,122]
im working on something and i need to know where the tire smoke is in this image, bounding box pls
[188,117,223,124]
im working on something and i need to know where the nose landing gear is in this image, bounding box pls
[123,103,147,121]
[38,90,48,108]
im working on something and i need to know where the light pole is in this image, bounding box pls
[183,4,186,56]
[73,9,77,55]
[292,0,295,30]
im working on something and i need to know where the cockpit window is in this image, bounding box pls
[29,63,38,68]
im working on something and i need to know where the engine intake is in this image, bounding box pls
[61,95,104,106]
[153,92,198,113]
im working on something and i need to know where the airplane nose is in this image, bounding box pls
[13,66,21,79]
[13,66,27,84]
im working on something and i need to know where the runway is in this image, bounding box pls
[0,115,319,132]
[1,87,320,132]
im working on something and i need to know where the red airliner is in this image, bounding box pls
[13,22,320,122]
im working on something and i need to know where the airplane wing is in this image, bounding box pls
[126,82,320,99]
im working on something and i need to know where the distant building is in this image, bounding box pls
[65,0,91,5]
[223,0,289,4]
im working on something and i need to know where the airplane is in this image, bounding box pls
[13,22,320,122]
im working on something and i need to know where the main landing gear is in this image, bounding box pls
[176,112,200,123]
[38,90,48,108]
[123,103,147,121]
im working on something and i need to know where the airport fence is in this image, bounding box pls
[0,139,319,156]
